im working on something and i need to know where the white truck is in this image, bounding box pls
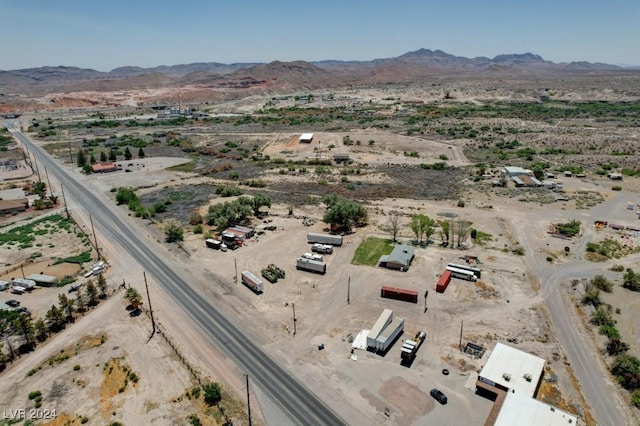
[296,257,326,275]
[241,271,264,293]
[307,232,343,246]
[311,243,333,254]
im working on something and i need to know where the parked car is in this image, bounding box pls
[68,284,83,293]
[5,299,20,308]
[430,388,448,405]
[15,306,31,316]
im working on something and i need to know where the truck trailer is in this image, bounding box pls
[296,257,326,274]
[367,309,393,349]
[307,232,343,246]
[447,262,482,279]
[241,271,264,293]
[205,239,222,249]
[375,317,405,352]
[445,266,477,282]
[380,285,419,303]
[401,330,426,362]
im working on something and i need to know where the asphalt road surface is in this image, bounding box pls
[6,123,347,426]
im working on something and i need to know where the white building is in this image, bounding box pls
[299,133,314,143]
[495,391,578,426]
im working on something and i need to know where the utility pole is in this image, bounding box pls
[20,265,25,279]
[144,271,156,336]
[89,214,101,260]
[347,276,350,305]
[459,320,464,351]
[234,258,238,283]
[292,302,297,336]
[67,131,73,164]
[60,184,70,220]
[424,289,429,313]
[33,156,41,182]
[246,374,252,426]
[44,166,53,198]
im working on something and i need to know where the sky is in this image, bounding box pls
[1,0,638,71]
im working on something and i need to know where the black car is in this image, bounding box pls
[430,388,448,405]
[15,306,31,316]
[5,299,20,308]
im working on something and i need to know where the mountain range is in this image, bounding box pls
[0,48,635,93]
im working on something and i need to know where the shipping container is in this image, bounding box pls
[436,270,452,293]
[241,271,263,293]
[380,286,419,303]
[446,266,477,282]
[447,262,482,278]
[375,317,405,352]
[307,232,343,246]
[367,309,393,349]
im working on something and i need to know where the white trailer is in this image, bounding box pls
[375,317,405,352]
[11,286,26,294]
[205,239,222,249]
[367,309,393,349]
[307,232,343,247]
[296,257,326,275]
[311,243,333,254]
[445,266,477,282]
[447,262,482,278]
[0,280,9,291]
[12,278,36,290]
[241,271,264,293]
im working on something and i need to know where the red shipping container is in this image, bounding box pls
[381,286,419,303]
[436,270,452,293]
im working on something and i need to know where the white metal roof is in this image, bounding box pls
[503,166,531,175]
[299,133,314,141]
[479,343,545,397]
[495,391,578,426]
[369,309,393,340]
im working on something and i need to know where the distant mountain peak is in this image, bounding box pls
[492,52,545,63]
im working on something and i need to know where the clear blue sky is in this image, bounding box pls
[1,0,638,71]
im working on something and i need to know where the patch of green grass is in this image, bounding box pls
[351,237,395,266]
[167,161,196,172]
[54,251,92,265]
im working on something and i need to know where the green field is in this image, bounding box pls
[351,237,394,266]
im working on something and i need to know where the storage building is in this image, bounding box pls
[493,391,578,426]
[25,273,58,287]
[378,243,415,271]
[299,133,314,143]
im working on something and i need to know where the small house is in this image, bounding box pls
[378,243,415,271]
[299,133,314,143]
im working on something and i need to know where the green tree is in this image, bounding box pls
[34,318,48,342]
[124,147,132,160]
[164,219,184,243]
[250,194,271,217]
[89,153,97,164]
[623,268,640,291]
[96,274,107,297]
[108,150,117,161]
[607,339,630,356]
[138,148,146,158]
[611,353,640,390]
[581,282,601,307]
[409,214,435,244]
[125,287,143,311]
[77,149,86,167]
[58,293,74,320]
[45,305,66,332]
[13,314,35,347]
[115,187,138,205]
[440,221,450,245]
[203,382,222,405]
[75,292,86,313]
[0,310,17,360]
[85,280,99,306]
[100,151,107,162]
[321,195,367,231]
[82,164,93,174]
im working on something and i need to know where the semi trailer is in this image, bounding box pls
[307,232,343,246]
[241,271,264,293]
[296,257,326,274]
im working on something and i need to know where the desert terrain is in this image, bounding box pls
[1,61,640,426]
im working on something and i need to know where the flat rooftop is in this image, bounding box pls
[494,391,578,426]
[479,343,545,397]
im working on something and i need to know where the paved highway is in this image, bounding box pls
[6,123,347,426]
